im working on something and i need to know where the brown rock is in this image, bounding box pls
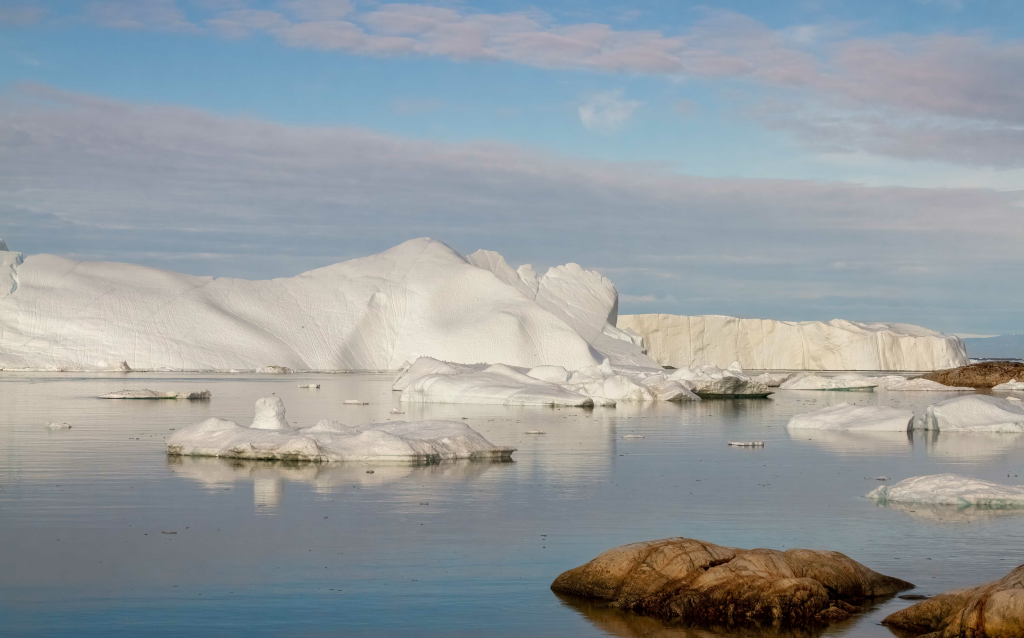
[550,537,912,629]
[923,361,1024,389]
[883,564,1024,638]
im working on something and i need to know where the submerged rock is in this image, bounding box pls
[550,537,911,629]
[884,564,1024,638]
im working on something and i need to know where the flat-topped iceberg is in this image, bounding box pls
[618,314,967,371]
[667,362,770,397]
[787,403,914,432]
[99,389,211,400]
[166,396,514,462]
[867,474,1024,508]
[0,238,642,372]
[780,373,877,391]
[918,395,1024,433]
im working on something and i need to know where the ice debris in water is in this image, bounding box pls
[780,373,878,391]
[389,408,405,414]
[166,396,515,462]
[256,366,291,374]
[99,389,211,400]
[43,422,72,429]
[343,400,368,405]
[868,474,1024,508]
[916,395,1024,433]
[298,384,320,389]
[728,441,764,447]
[787,403,915,432]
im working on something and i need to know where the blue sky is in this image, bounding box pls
[1,0,1022,334]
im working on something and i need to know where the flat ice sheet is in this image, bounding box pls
[780,373,878,391]
[787,403,914,432]
[99,389,211,400]
[867,474,1024,508]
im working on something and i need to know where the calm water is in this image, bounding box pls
[1,373,1022,636]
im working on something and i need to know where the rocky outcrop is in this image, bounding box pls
[550,537,912,629]
[883,564,1024,638]
[924,361,1024,389]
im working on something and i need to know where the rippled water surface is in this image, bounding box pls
[2,373,1023,636]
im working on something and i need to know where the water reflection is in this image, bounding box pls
[788,430,913,455]
[919,431,1024,460]
[870,501,1024,524]
[555,593,879,638]
[166,455,512,511]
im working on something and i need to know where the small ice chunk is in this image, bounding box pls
[918,395,1024,433]
[99,389,211,400]
[389,408,405,414]
[43,422,72,429]
[992,379,1024,392]
[787,403,915,432]
[256,366,291,374]
[867,473,1024,507]
[623,435,645,439]
[298,384,320,389]
[524,430,546,434]
[251,396,290,430]
[343,400,368,405]
[728,441,764,447]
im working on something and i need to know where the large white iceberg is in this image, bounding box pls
[0,238,634,372]
[166,396,514,462]
[867,474,1024,508]
[787,403,914,432]
[780,373,877,391]
[917,395,1024,433]
[617,314,967,371]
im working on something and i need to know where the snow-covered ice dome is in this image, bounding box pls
[992,379,1024,392]
[617,314,967,371]
[867,474,1024,508]
[0,238,642,372]
[787,403,914,432]
[166,396,514,462]
[917,395,1024,433]
[780,373,878,391]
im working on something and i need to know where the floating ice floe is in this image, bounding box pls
[992,379,1024,392]
[395,356,700,406]
[787,403,915,432]
[99,389,211,400]
[867,474,1024,508]
[166,396,514,462]
[256,366,291,374]
[917,395,1024,433]
[667,362,770,398]
[343,400,368,405]
[617,314,967,371]
[871,376,972,392]
[780,373,877,391]
[43,422,71,429]
[751,372,795,387]
[297,384,320,389]
[728,441,764,447]
[389,408,405,414]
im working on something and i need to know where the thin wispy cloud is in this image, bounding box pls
[578,90,643,133]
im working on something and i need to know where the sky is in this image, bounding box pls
[0,0,1022,335]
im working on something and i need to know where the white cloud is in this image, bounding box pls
[578,90,643,132]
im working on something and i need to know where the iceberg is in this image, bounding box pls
[0,238,616,372]
[617,314,967,371]
[166,396,515,462]
[667,363,770,397]
[992,379,1024,392]
[394,356,699,406]
[780,373,877,391]
[867,474,1024,508]
[871,376,972,392]
[917,395,1024,432]
[99,389,211,400]
[751,372,795,387]
[787,403,914,432]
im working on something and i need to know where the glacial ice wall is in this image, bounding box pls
[617,314,967,371]
[0,238,614,371]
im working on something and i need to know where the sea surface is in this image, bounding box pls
[1,372,1022,637]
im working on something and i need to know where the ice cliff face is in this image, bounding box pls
[0,238,646,372]
[617,314,967,372]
